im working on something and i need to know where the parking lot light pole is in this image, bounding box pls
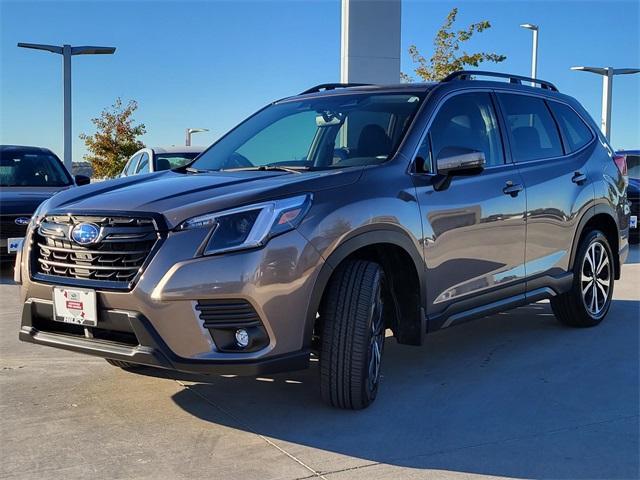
[17,43,116,171]
[571,66,640,141]
[520,24,539,79]
[185,128,209,146]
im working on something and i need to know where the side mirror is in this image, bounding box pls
[436,147,485,175]
[75,175,91,186]
[433,147,485,191]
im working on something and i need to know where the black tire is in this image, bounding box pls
[551,230,614,327]
[105,359,142,370]
[320,259,386,409]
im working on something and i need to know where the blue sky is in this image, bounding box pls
[1,0,638,162]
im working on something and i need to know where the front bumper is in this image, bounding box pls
[19,225,324,373]
[19,299,309,375]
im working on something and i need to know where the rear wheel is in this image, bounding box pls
[320,259,386,410]
[551,230,614,327]
[105,359,142,370]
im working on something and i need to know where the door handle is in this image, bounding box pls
[572,171,587,185]
[503,181,524,197]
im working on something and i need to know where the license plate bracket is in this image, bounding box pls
[52,287,98,327]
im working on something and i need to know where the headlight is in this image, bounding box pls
[29,199,49,229]
[177,194,312,255]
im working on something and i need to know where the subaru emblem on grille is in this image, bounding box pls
[70,223,100,245]
[14,217,30,225]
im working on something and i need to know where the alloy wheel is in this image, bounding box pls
[367,281,385,394]
[581,240,611,318]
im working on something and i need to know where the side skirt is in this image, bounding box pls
[427,272,573,331]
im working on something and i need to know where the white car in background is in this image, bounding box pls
[120,146,204,177]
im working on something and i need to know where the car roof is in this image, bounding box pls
[287,71,563,102]
[148,146,205,154]
[284,83,437,102]
[0,144,57,155]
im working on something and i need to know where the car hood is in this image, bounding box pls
[0,186,71,216]
[44,168,363,229]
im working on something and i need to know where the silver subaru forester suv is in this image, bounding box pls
[17,71,630,409]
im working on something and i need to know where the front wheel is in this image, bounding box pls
[319,259,386,409]
[551,230,614,327]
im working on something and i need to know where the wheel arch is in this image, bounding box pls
[569,203,621,279]
[303,227,426,349]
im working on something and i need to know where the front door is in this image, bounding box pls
[412,91,527,329]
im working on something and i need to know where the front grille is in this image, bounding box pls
[196,299,262,328]
[0,215,29,239]
[32,214,158,289]
[629,197,639,216]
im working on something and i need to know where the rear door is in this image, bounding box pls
[496,92,596,288]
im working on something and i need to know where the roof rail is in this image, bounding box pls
[300,83,372,95]
[442,70,559,92]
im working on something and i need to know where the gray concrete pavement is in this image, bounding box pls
[1,248,638,479]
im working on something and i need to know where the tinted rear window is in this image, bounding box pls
[498,94,564,162]
[549,102,593,152]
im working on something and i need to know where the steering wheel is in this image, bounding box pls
[223,152,253,169]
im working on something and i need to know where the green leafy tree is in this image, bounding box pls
[80,98,146,178]
[402,8,506,82]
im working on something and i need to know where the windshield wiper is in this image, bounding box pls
[185,167,211,173]
[223,165,310,174]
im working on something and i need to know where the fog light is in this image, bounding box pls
[235,328,249,348]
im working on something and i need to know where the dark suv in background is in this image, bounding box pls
[0,145,89,261]
[617,150,639,243]
[16,71,629,409]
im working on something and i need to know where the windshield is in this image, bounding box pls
[191,93,424,172]
[626,154,640,179]
[0,149,71,187]
[155,152,201,171]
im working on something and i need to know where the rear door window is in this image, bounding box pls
[136,153,150,174]
[124,154,141,176]
[548,102,593,153]
[498,93,564,162]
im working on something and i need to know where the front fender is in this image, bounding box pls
[302,227,426,348]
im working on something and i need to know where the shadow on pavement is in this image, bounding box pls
[137,298,639,479]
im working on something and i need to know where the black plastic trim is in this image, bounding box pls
[19,299,309,376]
[300,83,372,95]
[429,272,573,330]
